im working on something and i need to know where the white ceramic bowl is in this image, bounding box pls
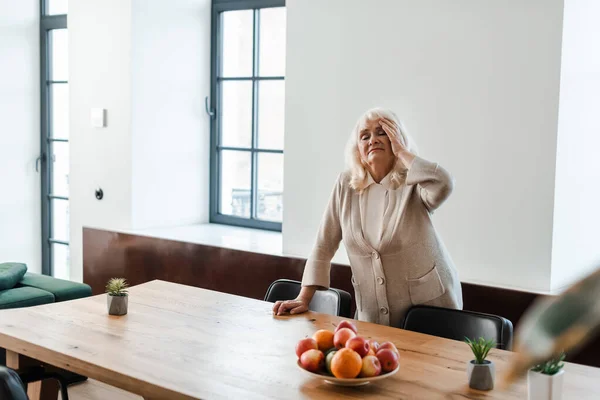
[297,361,400,387]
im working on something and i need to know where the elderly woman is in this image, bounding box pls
[273,108,463,327]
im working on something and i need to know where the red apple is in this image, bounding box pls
[295,337,318,358]
[360,355,382,377]
[335,320,358,334]
[300,349,325,372]
[378,341,399,356]
[368,339,380,353]
[333,327,357,349]
[346,336,371,358]
[376,348,399,372]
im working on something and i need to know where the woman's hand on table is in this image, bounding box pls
[272,298,310,315]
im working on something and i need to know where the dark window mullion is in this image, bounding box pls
[215,10,225,215]
[49,239,69,246]
[217,145,282,153]
[217,76,284,81]
[41,24,52,275]
[250,8,260,219]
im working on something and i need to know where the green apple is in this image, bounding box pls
[325,349,337,375]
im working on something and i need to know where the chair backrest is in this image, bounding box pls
[402,305,514,350]
[0,366,28,400]
[264,279,352,318]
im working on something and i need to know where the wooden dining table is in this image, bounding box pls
[0,280,598,399]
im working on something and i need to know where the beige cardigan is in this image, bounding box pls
[301,156,463,327]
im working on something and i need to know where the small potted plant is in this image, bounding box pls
[528,352,565,400]
[465,337,496,390]
[106,278,129,316]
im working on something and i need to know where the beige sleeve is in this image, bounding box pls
[405,156,455,212]
[301,175,343,290]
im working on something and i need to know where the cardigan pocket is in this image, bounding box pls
[351,276,362,312]
[407,264,446,305]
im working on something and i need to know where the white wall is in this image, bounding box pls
[70,0,211,282]
[70,0,134,283]
[284,0,564,292]
[0,0,41,273]
[551,0,600,291]
[131,0,210,230]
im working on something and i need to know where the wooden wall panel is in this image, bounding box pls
[83,227,599,367]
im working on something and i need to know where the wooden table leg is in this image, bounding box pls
[5,350,60,400]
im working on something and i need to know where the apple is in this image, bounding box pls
[346,336,370,358]
[368,339,380,353]
[333,327,357,349]
[325,349,337,375]
[376,348,399,372]
[378,341,399,356]
[295,337,318,358]
[360,355,382,377]
[335,320,358,334]
[300,349,325,372]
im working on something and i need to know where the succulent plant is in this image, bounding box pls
[106,278,129,296]
[531,352,566,375]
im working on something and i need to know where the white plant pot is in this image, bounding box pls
[528,369,564,400]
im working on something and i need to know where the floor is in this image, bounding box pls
[66,380,140,400]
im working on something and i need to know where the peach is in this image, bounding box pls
[360,355,382,377]
[300,349,325,372]
[376,348,399,372]
[295,337,318,358]
[333,327,356,349]
[346,336,370,358]
[334,320,358,334]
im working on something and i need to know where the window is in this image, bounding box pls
[210,0,286,231]
[40,0,70,278]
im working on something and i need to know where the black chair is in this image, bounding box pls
[265,279,353,318]
[0,366,27,400]
[402,305,514,350]
[0,366,70,400]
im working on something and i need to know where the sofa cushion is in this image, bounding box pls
[17,273,92,302]
[0,263,27,291]
[0,287,55,310]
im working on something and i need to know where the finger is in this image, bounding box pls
[272,301,282,313]
[379,119,397,133]
[277,301,292,315]
[277,301,301,315]
[380,117,398,129]
[290,304,308,315]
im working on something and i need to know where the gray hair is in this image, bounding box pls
[344,107,419,192]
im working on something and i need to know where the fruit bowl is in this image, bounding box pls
[297,360,400,386]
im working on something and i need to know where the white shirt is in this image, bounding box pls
[360,172,392,250]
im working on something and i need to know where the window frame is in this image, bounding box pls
[40,0,68,276]
[209,0,286,232]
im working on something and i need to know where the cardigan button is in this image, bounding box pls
[380,307,389,315]
[372,251,380,260]
[377,277,385,285]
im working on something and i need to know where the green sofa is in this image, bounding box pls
[0,262,92,366]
